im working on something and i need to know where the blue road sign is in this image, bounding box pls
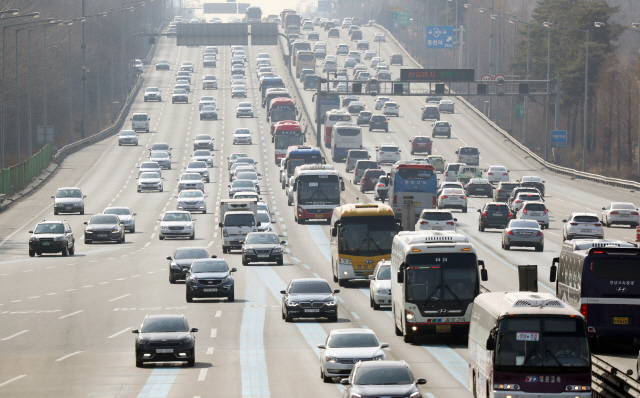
[426,25,453,49]
[318,1,331,12]
[550,130,567,148]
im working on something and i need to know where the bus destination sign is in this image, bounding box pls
[400,69,475,83]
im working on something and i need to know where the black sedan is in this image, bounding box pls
[84,214,125,244]
[242,232,286,265]
[28,220,75,257]
[357,111,372,126]
[465,178,493,198]
[477,202,512,232]
[133,314,197,367]
[167,247,212,283]
[185,258,236,302]
[341,361,426,397]
[281,278,339,322]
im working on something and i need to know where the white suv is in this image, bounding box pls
[516,201,549,229]
[415,210,456,231]
[376,144,401,164]
[562,213,604,241]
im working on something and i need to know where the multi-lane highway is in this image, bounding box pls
[0,11,637,398]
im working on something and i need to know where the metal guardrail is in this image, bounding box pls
[372,23,640,191]
[592,355,640,398]
[0,144,53,197]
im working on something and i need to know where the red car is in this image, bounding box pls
[360,169,386,192]
[410,136,432,155]
[390,53,403,65]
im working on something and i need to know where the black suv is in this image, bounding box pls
[185,258,236,302]
[390,53,403,65]
[133,314,197,367]
[281,278,339,322]
[167,247,213,283]
[421,105,440,121]
[493,182,519,202]
[478,202,512,231]
[303,74,319,90]
[465,179,493,198]
[369,114,388,132]
[28,220,75,257]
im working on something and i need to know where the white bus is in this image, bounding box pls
[468,292,591,398]
[292,164,343,223]
[390,231,488,343]
[323,109,351,148]
[330,122,362,162]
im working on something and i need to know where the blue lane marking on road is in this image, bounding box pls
[456,230,554,293]
[305,225,331,261]
[421,345,470,391]
[240,267,270,398]
[136,367,179,398]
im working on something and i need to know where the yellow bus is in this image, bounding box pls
[330,204,400,286]
[295,51,316,77]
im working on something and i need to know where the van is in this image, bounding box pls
[130,113,150,133]
[218,199,259,253]
[346,149,370,172]
[456,146,480,166]
[443,162,466,182]
[353,160,378,184]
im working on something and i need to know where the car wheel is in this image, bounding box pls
[84,240,91,244]
[80,209,84,215]
[329,316,338,322]
[186,292,193,302]
[631,223,638,229]
[61,244,69,257]
[403,333,413,344]
[187,350,195,367]
[29,249,35,257]
[242,257,248,266]
[136,355,143,368]
[54,211,58,215]
[536,244,544,252]
[338,278,347,287]
[222,247,228,254]
[284,312,292,322]
[322,369,333,383]
[159,235,165,240]
[130,227,135,233]
[276,257,283,266]
[169,274,176,284]
[479,224,485,232]
[69,244,75,255]
[227,292,235,302]
[462,207,468,213]
[504,242,510,250]
[189,233,195,240]
[372,296,381,311]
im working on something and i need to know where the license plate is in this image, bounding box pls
[156,349,174,353]
[97,234,108,238]
[530,212,540,216]
[257,254,269,258]
[495,214,503,216]
[66,207,72,210]
[433,227,443,230]
[42,242,50,246]
[305,309,320,312]
[203,288,217,292]
[580,229,592,233]
[436,325,451,333]
[315,214,324,219]
[613,317,629,325]
[621,215,630,217]
[343,364,354,369]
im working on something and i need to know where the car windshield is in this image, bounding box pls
[573,215,600,223]
[490,166,506,171]
[380,146,398,152]
[524,203,546,211]
[179,191,204,198]
[104,208,131,216]
[328,333,379,348]
[256,212,271,223]
[611,203,635,210]
[194,151,211,156]
[163,213,192,222]
[354,367,413,385]
[91,215,119,224]
[140,172,160,179]
[237,172,258,180]
[443,189,464,195]
[147,87,159,92]
[195,135,211,141]
[238,103,252,108]
[191,260,229,273]
[225,213,256,226]
[235,129,250,135]
[141,317,189,333]
[246,233,279,244]
[132,114,147,121]
[518,194,541,201]
[289,280,332,294]
[421,212,453,221]
[370,116,386,122]
[150,152,168,158]
[56,189,82,198]
[199,98,214,102]
[230,154,247,161]
[120,131,136,136]
[188,162,206,168]
[510,220,540,229]
[35,223,65,234]
[174,89,187,94]
[174,248,208,259]
[377,265,391,279]
[233,180,255,188]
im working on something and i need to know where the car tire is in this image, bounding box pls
[222,247,228,254]
[136,356,143,368]
[85,240,91,244]
[322,369,333,383]
[276,257,283,265]
[242,257,248,266]
[61,245,69,257]
[479,224,485,232]
[462,207,468,213]
[536,244,544,252]
[403,333,413,344]
[54,211,58,215]
[329,316,338,323]
[632,223,638,229]
[29,249,35,257]
[159,235,165,240]
[169,274,176,284]
[186,292,193,302]
[284,312,292,322]
[503,242,510,250]
[190,233,195,240]
[187,350,195,367]
[338,278,347,287]
[80,209,84,215]
[69,244,75,255]
[372,296,381,311]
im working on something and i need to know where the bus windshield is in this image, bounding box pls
[338,216,396,257]
[275,134,304,150]
[495,317,590,371]
[405,253,478,304]
[271,107,296,122]
[297,175,340,206]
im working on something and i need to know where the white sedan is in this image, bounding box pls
[602,202,639,228]
[486,165,510,184]
[318,328,388,382]
[369,260,391,309]
[233,128,252,145]
[158,211,196,240]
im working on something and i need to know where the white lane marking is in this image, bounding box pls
[302,264,310,269]
[58,310,84,319]
[150,233,156,239]
[0,375,26,387]
[351,312,360,320]
[197,369,208,381]
[206,347,214,354]
[28,296,40,299]
[144,242,151,248]
[65,289,75,292]
[215,310,221,318]
[55,351,83,362]
[45,293,57,296]
[547,231,560,236]
[290,257,299,262]
[313,273,321,279]
[131,275,141,278]
[1,330,28,341]
[115,278,126,281]
[107,327,132,339]
[336,296,345,303]
[108,294,131,302]
[210,328,217,338]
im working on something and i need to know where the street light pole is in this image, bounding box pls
[67,21,73,143]
[81,0,86,138]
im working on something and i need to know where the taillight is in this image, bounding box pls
[488,172,494,175]
[609,211,619,214]
[441,195,447,199]
[461,196,467,199]
[594,223,601,227]
[515,200,522,203]
[420,221,428,224]
[580,304,588,321]
[523,209,527,213]
[482,212,487,216]
[543,210,548,215]
[507,230,514,235]
[393,195,397,207]
[333,144,337,152]
[502,173,508,176]
[570,222,578,226]
[497,190,503,193]
[508,213,513,217]
[377,183,384,187]
[446,221,455,225]
[633,212,639,216]
[536,231,543,236]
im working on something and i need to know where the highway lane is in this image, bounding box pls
[0,16,637,398]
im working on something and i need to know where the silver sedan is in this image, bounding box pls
[502,219,544,251]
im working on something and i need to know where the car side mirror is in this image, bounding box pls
[231,268,237,273]
[190,328,198,333]
[330,227,337,237]
[132,329,139,333]
[317,344,326,349]
[601,207,606,210]
[486,335,496,350]
[417,378,427,385]
[333,289,340,294]
[84,221,88,225]
[51,195,55,198]
[28,230,34,233]
[550,257,558,282]
[218,222,223,228]
[340,379,350,385]
[368,275,374,280]
[562,219,567,223]
[280,290,286,295]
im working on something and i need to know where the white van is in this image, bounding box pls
[130,113,150,133]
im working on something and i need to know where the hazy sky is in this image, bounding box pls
[182,0,318,20]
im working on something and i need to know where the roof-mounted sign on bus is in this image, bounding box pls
[400,69,475,83]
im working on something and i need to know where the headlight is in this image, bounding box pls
[180,336,193,344]
[409,392,421,398]
[349,393,362,398]
[202,171,209,176]
[325,356,338,363]
[29,237,38,242]
[406,310,416,322]
[138,338,148,344]
[170,264,181,270]
[184,224,193,230]
[244,249,255,254]
[324,300,337,306]
[565,385,590,392]
[160,223,168,229]
[223,231,228,237]
[372,354,384,361]
[338,258,352,265]
[494,384,521,390]
[54,235,65,241]
[222,275,232,283]
[286,300,299,307]
[271,247,282,254]
[85,228,93,232]
[111,227,121,233]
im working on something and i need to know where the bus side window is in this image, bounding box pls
[397,267,404,284]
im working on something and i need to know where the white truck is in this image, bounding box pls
[218,199,259,253]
